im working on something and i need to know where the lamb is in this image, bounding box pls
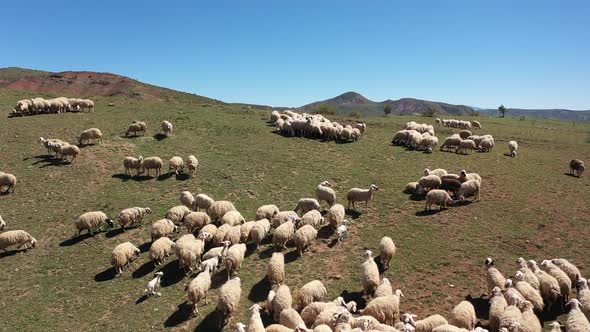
[378,236,396,270]
[223,243,247,279]
[0,215,5,230]
[484,258,506,293]
[150,219,178,241]
[0,230,36,251]
[507,141,518,157]
[207,200,237,221]
[220,210,245,226]
[117,207,151,230]
[425,189,453,211]
[488,286,507,332]
[179,191,195,209]
[417,175,441,193]
[74,211,114,235]
[566,299,590,332]
[78,128,103,146]
[401,313,448,332]
[569,159,585,177]
[111,242,140,275]
[294,224,318,256]
[361,289,403,326]
[327,204,345,229]
[361,250,380,297]
[166,205,191,224]
[269,285,293,321]
[0,172,17,193]
[183,212,210,233]
[294,198,321,215]
[168,156,184,174]
[58,144,80,163]
[161,120,173,136]
[316,181,336,207]
[123,156,143,176]
[457,180,480,201]
[223,225,242,245]
[541,259,572,301]
[346,184,379,210]
[202,241,230,261]
[267,252,285,287]
[519,301,542,332]
[404,182,420,195]
[125,121,147,137]
[255,204,279,220]
[272,211,300,228]
[194,193,214,211]
[450,301,476,330]
[149,237,176,266]
[144,271,163,297]
[187,264,213,316]
[528,260,562,309]
[457,139,476,154]
[551,258,582,285]
[175,233,209,274]
[141,157,163,177]
[186,155,198,176]
[513,271,544,313]
[299,210,324,230]
[250,218,270,250]
[294,280,327,311]
[273,220,296,250]
[516,257,540,290]
[458,170,482,184]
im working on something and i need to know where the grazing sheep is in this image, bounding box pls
[244,304,265,332]
[267,252,285,287]
[507,141,518,157]
[0,172,17,193]
[0,215,5,230]
[0,230,36,251]
[459,130,472,140]
[552,258,581,284]
[519,300,542,332]
[488,286,507,332]
[516,257,540,290]
[471,120,482,129]
[478,137,495,152]
[199,224,217,243]
[458,179,480,201]
[439,178,462,198]
[187,264,213,316]
[207,200,237,221]
[141,157,163,177]
[378,236,396,270]
[576,278,590,319]
[316,181,336,207]
[484,258,506,293]
[418,175,441,193]
[273,220,296,251]
[58,144,80,163]
[144,271,164,297]
[78,128,103,146]
[327,204,345,229]
[186,155,198,176]
[269,285,293,321]
[541,259,572,302]
[223,243,247,280]
[513,271,544,313]
[404,182,420,195]
[440,136,462,152]
[346,184,379,210]
[300,297,344,327]
[569,159,585,177]
[194,193,214,211]
[183,212,210,234]
[272,211,300,228]
[149,237,176,266]
[74,211,114,235]
[299,210,324,230]
[111,242,140,275]
[458,170,482,184]
[374,277,393,298]
[425,189,453,211]
[361,250,380,298]
[450,301,476,330]
[294,224,318,256]
[212,224,232,247]
[168,156,184,175]
[361,289,403,326]
[250,218,270,250]
[294,198,321,215]
[401,313,448,332]
[125,121,147,137]
[424,168,447,178]
[179,191,195,209]
[175,233,209,274]
[457,139,477,154]
[166,205,191,224]
[239,221,255,242]
[528,260,562,310]
[117,207,151,230]
[279,309,305,329]
[255,204,279,221]
[150,219,178,241]
[566,299,590,332]
[223,225,242,245]
[123,156,143,176]
[294,280,327,311]
[161,120,173,136]
[220,210,245,226]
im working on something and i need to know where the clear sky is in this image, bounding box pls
[2,0,589,109]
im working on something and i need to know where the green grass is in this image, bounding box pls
[0,87,589,331]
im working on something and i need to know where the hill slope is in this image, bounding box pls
[479,108,590,121]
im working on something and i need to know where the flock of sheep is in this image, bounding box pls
[11,97,95,116]
[271,110,367,143]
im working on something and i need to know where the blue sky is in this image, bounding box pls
[2,0,589,109]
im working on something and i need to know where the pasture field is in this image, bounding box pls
[0,88,589,331]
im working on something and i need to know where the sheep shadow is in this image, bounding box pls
[132,261,155,279]
[258,246,274,259]
[138,241,152,253]
[157,173,175,181]
[248,276,271,302]
[164,301,193,328]
[453,200,475,207]
[211,269,229,289]
[466,294,490,319]
[159,260,185,287]
[135,294,150,305]
[284,250,300,264]
[94,267,117,282]
[153,133,168,141]
[317,225,334,239]
[339,290,366,311]
[0,249,24,258]
[409,193,425,201]
[111,174,154,182]
[105,227,127,238]
[175,173,190,181]
[327,238,340,248]
[0,191,14,196]
[564,172,580,178]
[374,256,387,274]
[192,310,222,332]
[34,156,68,168]
[345,209,362,220]
[59,233,93,247]
[415,209,445,217]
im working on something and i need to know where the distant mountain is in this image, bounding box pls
[479,108,590,121]
[301,92,476,117]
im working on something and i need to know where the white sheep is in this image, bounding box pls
[220,210,245,226]
[250,218,270,250]
[361,289,403,326]
[425,189,453,211]
[272,210,300,228]
[179,191,195,209]
[450,301,476,330]
[374,277,393,298]
[507,141,518,157]
[161,120,173,136]
[327,204,345,229]
[111,242,140,275]
[74,211,114,235]
[187,264,213,316]
[194,193,214,211]
[336,222,348,243]
[175,233,209,274]
[166,205,191,224]
[528,260,562,308]
[267,252,285,287]
[541,259,572,301]
[576,278,590,318]
[117,207,151,230]
[519,300,542,332]
[123,156,143,176]
[551,258,581,284]
[255,204,279,221]
[0,215,6,230]
[488,286,507,332]
[404,182,420,195]
[513,271,544,313]
[245,304,265,332]
[207,200,237,221]
[457,139,477,154]
[418,175,441,193]
[125,121,147,137]
[484,257,506,293]
[141,157,163,177]
[378,236,396,270]
[424,168,447,178]
[478,137,495,152]
[566,299,590,331]
[458,180,480,201]
[316,181,336,207]
[459,170,482,184]
[401,313,448,332]
[149,237,176,266]
[202,241,230,261]
[471,120,482,129]
[150,219,178,241]
[269,285,293,321]
[144,271,163,297]
[0,172,17,194]
[168,156,184,175]
[216,277,242,327]
[294,224,318,256]
[78,128,103,145]
[223,225,242,245]
[183,212,210,234]
[223,243,247,280]
[58,144,80,163]
[361,250,380,297]
[516,257,540,290]
[279,308,305,329]
[0,230,36,251]
[212,224,232,247]
[346,184,379,210]
[186,155,198,176]
[294,198,321,215]
[294,280,327,311]
[273,220,296,250]
[239,221,255,242]
[299,210,324,230]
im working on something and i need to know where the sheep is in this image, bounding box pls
[516,257,540,290]
[548,322,562,332]
[392,130,410,145]
[269,285,293,321]
[401,313,448,332]
[336,223,348,243]
[212,224,232,247]
[569,159,585,177]
[74,211,114,235]
[187,264,213,316]
[439,136,462,152]
[294,224,318,256]
[168,156,184,175]
[488,286,507,332]
[224,225,242,245]
[316,181,336,207]
[202,241,230,261]
[272,210,300,228]
[458,170,481,184]
[301,297,345,327]
[477,137,495,152]
[58,144,80,163]
[125,121,147,137]
[377,236,397,270]
[528,260,562,310]
[111,242,140,275]
[457,139,476,154]
[166,205,191,224]
[404,182,420,195]
[123,156,143,176]
[459,130,472,140]
[425,189,453,211]
[186,155,198,176]
[299,210,324,230]
[246,304,265,332]
[552,258,582,284]
[346,184,379,210]
[541,259,572,301]
[78,128,103,146]
[161,120,173,136]
[250,218,270,250]
[361,289,403,326]
[267,252,285,287]
[294,198,321,215]
[498,295,523,331]
[279,308,305,329]
[450,301,476,330]
[149,237,176,266]
[576,278,590,319]
[182,212,210,234]
[432,324,470,332]
[273,220,296,250]
[361,250,380,298]
[207,200,237,221]
[150,219,178,241]
[418,175,441,193]
[457,180,480,201]
[117,207,151,230]
[484,258,506,293]
[327,204,345,229]
[424,168,447,178]
[194,193,214,211]
[0,230,36,251]
[519,300,542,332]
[255,204,279,221]
[374,278,393,298]
[294,280,327,311]
[239,221,256,242]
[141,157,163,177]
[179,191,195,210]
[0,215,5,230]
[144,271,163,297]
[175,233,208,273]
[507,141,518,157]
[471,120,482,129]
[220,210,245,226]
[439,178,462,198]
[513,271,544,313]
[566,299,590,332]
[0,172,17,193]
[199,224,218,243]
[223,243,247,280]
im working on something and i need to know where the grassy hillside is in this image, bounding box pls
[0,87,589,331]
